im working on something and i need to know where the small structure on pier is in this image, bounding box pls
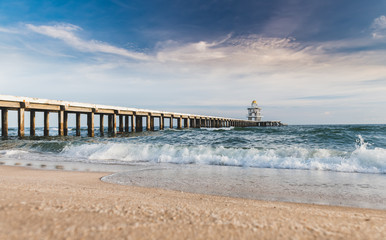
[247,100,262,122]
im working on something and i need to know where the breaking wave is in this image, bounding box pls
[55,134,386,174]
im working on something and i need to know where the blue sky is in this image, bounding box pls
[1,0,386,124]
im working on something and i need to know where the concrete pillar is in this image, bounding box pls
[119,115,124,132]
[131,115,136,132]
[87,112,94,137]
[100,114,104,135]
[177,117,182,129]
[108,115,113,133]
[146,115,151,131]
[136,115,143,132]
[58,110,64,136]
[125,115,129,132]
[44,111,49,137]
[160,115,164,130]
[76,113,81,136]
[30,110,35,136]
[150,116,155,131]
[1,109,7,137]
[183,118,188,128]
[170,118,173,129]
[18,108,24,137]
[112,113,117,135]
[64,112,68,136]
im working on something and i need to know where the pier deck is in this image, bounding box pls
[0,95,283,137]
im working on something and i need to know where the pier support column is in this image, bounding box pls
[136,115,143,132]
[58,110,64,136]
[108,115,113,133]
[1,109,8,137]
[64,112,68,136]
[177,118,182,129]
[125,115,129,132]
[30,110,35,136]
[87,112,94,137]
[146,115,151,131]
[112,113,117,135]
[131,115,136,132]
[18,107,24,137]
[160,115,164,130]
[119,115,124,133]
[183,118,188,128]
[150,116,155,131]
[169,118,173,129]
[100,114,104,135]
[76,113,81,136]
[44,111,49,137]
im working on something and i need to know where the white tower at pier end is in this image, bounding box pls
[247,100,262,121]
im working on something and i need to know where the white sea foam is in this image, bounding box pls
[200,127,234,131]
[58,135,386,174]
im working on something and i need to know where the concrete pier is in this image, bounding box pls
[0,95,284,137]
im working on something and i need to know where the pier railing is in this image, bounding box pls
[0,95,283,137]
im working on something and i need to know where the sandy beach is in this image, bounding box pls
[0,166,385,240]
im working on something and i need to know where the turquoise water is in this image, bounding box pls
[1,125,385,209]
[1,125,385,173]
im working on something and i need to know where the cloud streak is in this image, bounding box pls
[26,23,150,60]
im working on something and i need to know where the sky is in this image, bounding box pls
[0,0,386,124]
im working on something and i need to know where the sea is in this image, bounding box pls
[0,125,385,209]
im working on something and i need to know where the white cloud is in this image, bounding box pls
[371,15,386,39]
[0,26,19,34]
[372,15,386,29]
[26,23,150,60]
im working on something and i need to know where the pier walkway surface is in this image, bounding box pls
[0,95,283,137]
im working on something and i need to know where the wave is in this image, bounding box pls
[57,135,386,174]
[200,127,234,131]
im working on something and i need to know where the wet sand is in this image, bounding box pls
[0,166,385,239]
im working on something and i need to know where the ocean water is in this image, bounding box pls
[0,125,385,209]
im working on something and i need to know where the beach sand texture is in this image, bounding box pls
[0,166,385,240]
